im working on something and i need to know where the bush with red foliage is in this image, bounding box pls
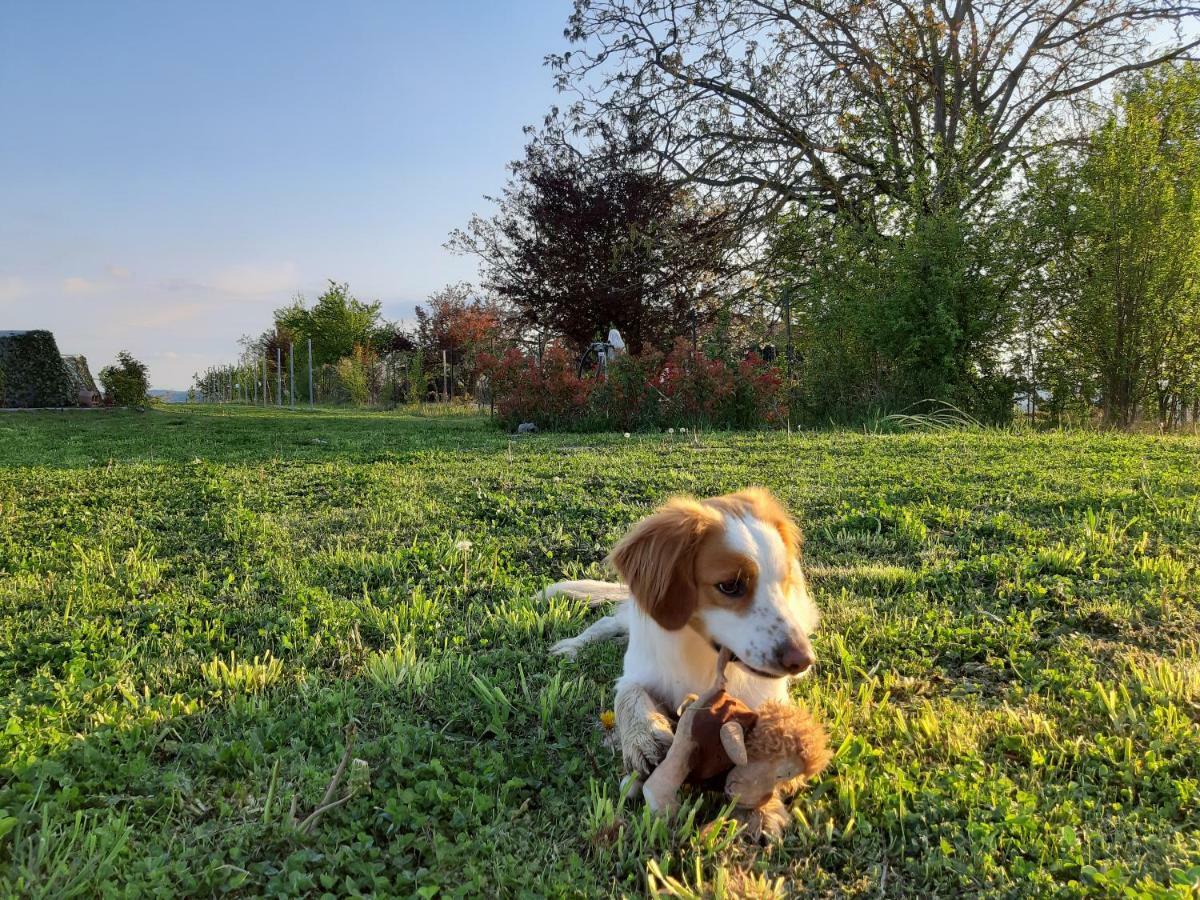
[482,341,788,431]
[658,339,736,425]
[726,353,788,427]
[590,347,666,431]
[479,343,592,429]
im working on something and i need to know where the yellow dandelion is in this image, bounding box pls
[599,710,616,730]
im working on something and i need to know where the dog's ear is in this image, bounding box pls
[609,498,719,630]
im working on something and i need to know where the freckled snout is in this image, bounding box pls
[774,637,816,674]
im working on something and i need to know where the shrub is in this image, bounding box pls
[483,340,789,432]
[318,346,380,406]
[726,353,788,427]
[99,351,151,408]
[589,347,665,431]
[405,351,428,404]
[480,343,592,429]
[337,348,371,405]
[659,339,735,426]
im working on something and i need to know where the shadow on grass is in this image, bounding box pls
[0,405,507,469]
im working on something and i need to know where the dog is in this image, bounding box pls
[545,488,819,784]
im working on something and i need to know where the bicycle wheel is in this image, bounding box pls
[577,344,606,380]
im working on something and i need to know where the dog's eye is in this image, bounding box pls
[716,579,747,598]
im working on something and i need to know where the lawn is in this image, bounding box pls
[1,406,1198,897]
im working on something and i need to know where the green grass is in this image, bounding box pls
[1,406,1199,897]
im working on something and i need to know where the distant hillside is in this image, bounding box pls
[149,389,189,403]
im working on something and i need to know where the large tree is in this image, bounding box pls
[414,283,510,392]
[552,1,1199,417]
[450,137,739,353]
[274,280,388,368]
[1041,65,1200,426]
[554,0,1200,224]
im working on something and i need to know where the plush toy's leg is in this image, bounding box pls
[641,731,696,816]
[734,791,790,842]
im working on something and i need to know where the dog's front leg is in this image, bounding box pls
[614,684,675,775]
[734,792,790,842]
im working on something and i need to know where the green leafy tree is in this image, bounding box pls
[405,348,428,404]
[1047,66,1200,427]
[275,281,387,368]
[99,351,150,407]
[772,189,1021,420]
[552,0,1199,422]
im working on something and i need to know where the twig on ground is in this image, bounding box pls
[291,724,358,835]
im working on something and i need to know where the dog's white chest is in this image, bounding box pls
[619,620,790,711]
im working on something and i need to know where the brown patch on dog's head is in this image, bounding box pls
[703,488,803,561]
[608,497,721,630]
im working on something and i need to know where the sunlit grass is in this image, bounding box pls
[0,405,1198,895]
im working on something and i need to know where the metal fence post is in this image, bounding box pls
[783,284,794,380]
[289,342,295,409]
[307,338,314,408]
[276,347,282,407]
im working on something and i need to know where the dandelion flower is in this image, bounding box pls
[455,539,474,553]
[599,710,616,730]
[668,428,675,434]
[624,432,631,438]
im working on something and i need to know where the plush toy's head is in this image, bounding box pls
[722,700,831,808]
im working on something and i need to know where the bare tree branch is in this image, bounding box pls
[552,0,1200,224]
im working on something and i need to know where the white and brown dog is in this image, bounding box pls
[545,488,819,778]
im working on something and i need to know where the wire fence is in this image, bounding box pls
[191,341,487,411]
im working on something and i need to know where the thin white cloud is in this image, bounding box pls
[208,262,300,296]
[63,276,97,294]
[0,276,27,304]
[159,276,204,293]
[126,302,210,329]
[62,265,134,294]
[6,260,307,388]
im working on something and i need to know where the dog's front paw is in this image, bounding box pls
[548,638,578,658]
[620,710,674,775]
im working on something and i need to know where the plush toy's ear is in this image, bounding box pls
[675,693,700,717]
[609,498,720,630]
[720,721,749,766]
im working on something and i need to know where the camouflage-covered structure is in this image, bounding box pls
[63,354,101,406]
[0,330,76,408]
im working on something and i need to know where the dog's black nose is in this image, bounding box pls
[774,638,816,674]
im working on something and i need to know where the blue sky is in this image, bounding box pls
[1,1,568,388]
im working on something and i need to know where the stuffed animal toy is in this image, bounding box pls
[640,648,831,838]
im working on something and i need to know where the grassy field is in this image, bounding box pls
[1,406,1198,897]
